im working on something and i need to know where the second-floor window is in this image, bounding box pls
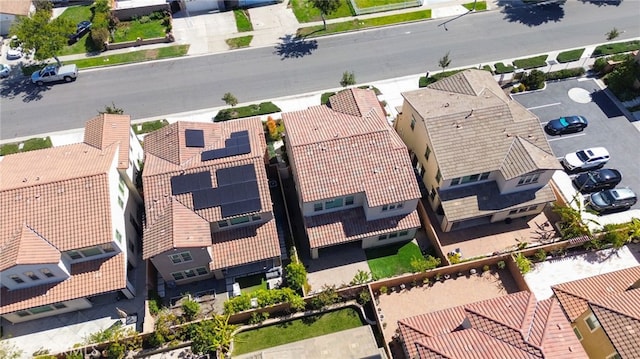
[170,251,193,264]
[518,173,541,186]
[410,115,416,130]
[382,202,404,211]
[24,271,40,281]
[10,275,25,284]
[450,172,490,186]
[585,313,600,331]
[325,198,343,209]
[40,268,55,278]
[424,146,431,161]
[435,169,442,183]
[345,196,354,206]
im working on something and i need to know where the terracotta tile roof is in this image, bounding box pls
[589,290,640,358]
[402,69,559,180]
[0,0,32,15]
[282,96,420,206]
[0,253,126,314]
[209,218,281,270]
[142,119,280,264]
[551,266,640,321]
[84,114,132,169]
[305,208,420,249]
[328,87,385,118]
[398,291,586,359]
[0,225,60,271]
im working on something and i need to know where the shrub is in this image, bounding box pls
[534,249,547,262]
[521,69,546,90]
[21,137,52,152]
[410,255,440,272]
[447,252,461,264]
[285,261,308,294]
[497,260,506,269]
[494,62,515,74]
[224,287,303,314]
[350,269,372,285]
[148,290,163,316]
[545,67,585,81]
[602,229,628,248]
[321,91,336,104]
[91,27,109,51]
[181,297,201,321]
[138,15,151,24]
[248,311,269,325]
[513,253,532,274]
[593,57,608,73]
[357,290,371,305]
[511,86,521,94]
[482,264,490,272]
[308,285,339,310]
[379,286,388,295]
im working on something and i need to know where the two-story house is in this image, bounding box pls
[0,114,143,323]
[397,291,587,358]
[282,88,421,259]
[395,69,561,232]
[552,266,640,359]
[141,118,282,288]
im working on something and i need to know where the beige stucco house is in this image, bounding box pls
[395,69,561,232]
[0,0,33,35]
[282,88,421,259]
[0,114,143,323]
[141,118,282,287]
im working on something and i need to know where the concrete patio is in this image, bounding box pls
[305,242,370,293]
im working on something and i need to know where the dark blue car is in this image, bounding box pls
[68,21,92,45]
[544,115,588,135]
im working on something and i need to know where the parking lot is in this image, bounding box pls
[513,78,640,211]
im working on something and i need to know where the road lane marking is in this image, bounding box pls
[527,102,561,110]
[547,133,586,142]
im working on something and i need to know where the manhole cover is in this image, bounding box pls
[568,88,591,104]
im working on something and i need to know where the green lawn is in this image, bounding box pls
[297,10,431,37]
[462,1,487,11]
[0,137,53,156]
[214,102,281,122]
[512,54,548,69]
[366,241,422,278]
[494,62,515,74]
[236,273,267,294]
[556,48,585,63]
[233,308,363,355]
[226,35,253,49]
[132,119,169,134]
[234,9,253,32]
[290,0,354,23]
[56,5,100,56]
[355,0,410,8]
[593,40,640,56]
[112,19,166,42]
[65,45,189,69]
[58,5,92,24]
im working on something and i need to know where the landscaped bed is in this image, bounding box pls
[297,10,431,37]
[366,241,423,278]
[513,55,548,69]
[556,48,585,63]
[232,308,364,355]
[112,15,167,43]
[214,102,281,122]
[290,0,354,23]
[593,40,640,56]
[236,273,267,294]
[0,137,53,155]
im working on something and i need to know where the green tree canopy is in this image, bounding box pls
[309,0,341,30]
[285,261,308,294]
[10,9,74,65]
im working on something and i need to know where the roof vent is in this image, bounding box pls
[465,109,474,119]
[506,133,513,137]
[35,177,40,181]
[373,168,381,174]
[455,123,462,129]
[444,103,450,107]
[22,178,27,182]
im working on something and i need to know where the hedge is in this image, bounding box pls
[593,40,640,57]
[214,102,281,122]
[513,55,548,69]
[545,67,585,81]
[133,119,169,134]
[419,68,473,87]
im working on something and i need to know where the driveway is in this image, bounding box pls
[512,78,640,211]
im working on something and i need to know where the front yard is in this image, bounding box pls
[111,16,167,43]
[366,241,423,278]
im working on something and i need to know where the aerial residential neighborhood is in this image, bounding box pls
[1,0,640,358]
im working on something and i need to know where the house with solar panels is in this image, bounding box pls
[282,88,422,259]
[141,117,283,289]
[0,114,143,323]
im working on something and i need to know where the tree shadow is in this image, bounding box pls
[273,34,318,60]
[579,0,622,6]
[0,75,48,102]
[496,0,565,26]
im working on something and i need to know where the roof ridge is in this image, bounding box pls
[398,319,438,338]
[590,300,640,322]
[522,294,539,341]
[291,127,390,148]
[535,298,556,349]
[414,341,454,359]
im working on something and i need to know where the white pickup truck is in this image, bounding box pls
[31,64,78,85]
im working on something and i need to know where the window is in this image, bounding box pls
[399,230,409,236]
[527,205,538,212]
[389,204,396,210]
[67,250,82,260]
[40,269,55,278]
[518,173,541,186]
[480,172,490,180]
[119,179,125,195]
[424,146,431,160]
[435,169,442,183]
[117,197,124,209]
[10,275,24,284]
[345,196,354,206]
[251,215,261,221]
[410,115,416,130]
[509,209,518,215]
[382,205,389,211]
[451,178,460,186]
[101,243,116,253]
[378,234,388,241]
[389,232,398,239]
[52,303,67,309]
[29,305,54,314]
[170,251,193,264]
[184,269,197,278]
[218,220,228,228]
[325,198,343,209]
[397,202,403,209]
[585,313,600,331]
[196,267,208,276]
[25,271,40,280]
[573,327,583,341]
[429,188,437,200]
[518,208,528,213]
[314,203,323,212]
[172,272,185,281]
[16,311,30,317]
[80,247,102,257]
[115,230,122,243]
[230,216,250,225]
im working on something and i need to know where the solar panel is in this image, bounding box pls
[185,129,205,148]
[201,148,227,162]
[216,164,255,185]
[201,131,251,161]
[192,188,221,210]
[230,130,249,138]
[170,171,212,195]
[221,198,262,217]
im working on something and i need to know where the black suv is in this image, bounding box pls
[573,168,622,193]
[68,21,92,44]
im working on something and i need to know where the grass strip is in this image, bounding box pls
[494,62,515,74]
[513,55,548,69]
[556,48,585,63]
[0,137,53,155]
[214,102,281,122]
[233,308,363,355]
[366,241,422,278]
[226,35,253,49]
[297,10,431,37]
[234,9,253,32]
[132,119,169,134]
[63,45,189,69]
[593,40,640,56]
[462,1,487,11]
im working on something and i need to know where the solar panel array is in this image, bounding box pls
[191,164,261,217]
[185,129,205,148]
[201,130,251,161]
[170,171,212,195]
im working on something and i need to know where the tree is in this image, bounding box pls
[606,27,620,41]
[99,102,125,115]
[309,0,341,30]
[189,315,237,355]
[0,341,22,359]
[438,51,451,72]
[285,261,308,294]
[222,92,238,107]
[340,71,356,87]
[350,269,372,285]
[10,9,74,65]
[520,69,546,90]
[410,255,441,272]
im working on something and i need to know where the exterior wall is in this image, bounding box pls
[112,2,169,20]
[302,193,364,216]
[496,169,555,195]
[151,247,213,284]
[573,310,617,359]
[0,13,16,36]
[361,228,417,249]
[1,298,92,324]
[363,198,418,221]
[108,151,130,266]
[0,261,70,290]
[491,203,544,222]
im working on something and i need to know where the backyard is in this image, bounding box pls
[366,241,423,278]
[232,308,364,355]
[236,273,267,294]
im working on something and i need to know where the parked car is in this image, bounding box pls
[0,64,10,78]
[68,21,92,44]
[31,64,78,85]
[573,169,622,193]
[6,47,22,60]
[562,147,610,172]
[545,115,588,135]
[588,187,637,212]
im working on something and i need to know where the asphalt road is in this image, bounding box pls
[1,0,639,139]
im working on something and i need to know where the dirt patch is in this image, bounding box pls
[145,49,159,60]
